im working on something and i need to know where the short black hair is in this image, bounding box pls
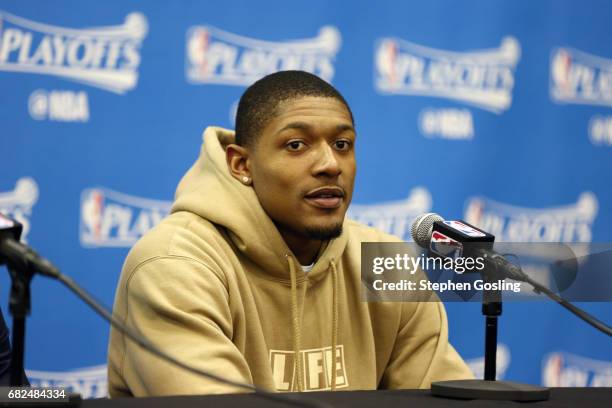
[235,70,353,147]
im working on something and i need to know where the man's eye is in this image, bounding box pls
[334,140,352,151]
[287,141,305,151]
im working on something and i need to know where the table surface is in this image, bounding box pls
[84,388,612,408]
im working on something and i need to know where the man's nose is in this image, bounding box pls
[312,143,341,177]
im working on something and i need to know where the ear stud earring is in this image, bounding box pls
[242,176,251,185]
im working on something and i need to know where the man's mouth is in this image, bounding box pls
[304,187,345,209]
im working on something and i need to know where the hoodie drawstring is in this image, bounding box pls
[287,255,340,392]
[287,255,304,392]
[330,258,339,391]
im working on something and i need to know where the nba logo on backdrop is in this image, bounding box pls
[374,36,521,113]
[0,10,148,93]
[186,25,341,86]
[550,47,612,147]
[0,177,39,243]
[80,187,171,247]
[348,187,432,240]
[464,192,598,242]
[550,47,612,106]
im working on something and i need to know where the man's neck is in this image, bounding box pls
[277,228,322,265]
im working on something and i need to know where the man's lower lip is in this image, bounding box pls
[305,197,343,209]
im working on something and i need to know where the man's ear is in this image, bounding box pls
[226,144,252,185]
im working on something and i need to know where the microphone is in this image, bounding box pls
[0,213,59,278]
[411,213,527,281]
[410,212,443,248]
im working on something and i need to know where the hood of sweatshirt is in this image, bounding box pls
[171,126,348,285]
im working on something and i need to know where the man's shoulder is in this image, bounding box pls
[345,219,405,244]
[123,211,230,276]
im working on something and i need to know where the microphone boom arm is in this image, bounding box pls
[479,248,612,337]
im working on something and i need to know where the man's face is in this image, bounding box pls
[248,96,356,241]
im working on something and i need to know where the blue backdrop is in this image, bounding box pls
[1,0,611,397]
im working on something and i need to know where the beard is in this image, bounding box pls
[304,222,343,240]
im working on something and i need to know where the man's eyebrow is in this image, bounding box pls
[276,122,355,135]
[276,121,312,134]
[336,123,355,133]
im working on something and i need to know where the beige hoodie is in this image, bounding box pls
[107,127,473,397]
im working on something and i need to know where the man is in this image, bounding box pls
[108,70,472,396]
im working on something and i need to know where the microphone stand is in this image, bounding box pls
[431,258,551,401]
[482,282,501,382]
[6,258,33,387]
